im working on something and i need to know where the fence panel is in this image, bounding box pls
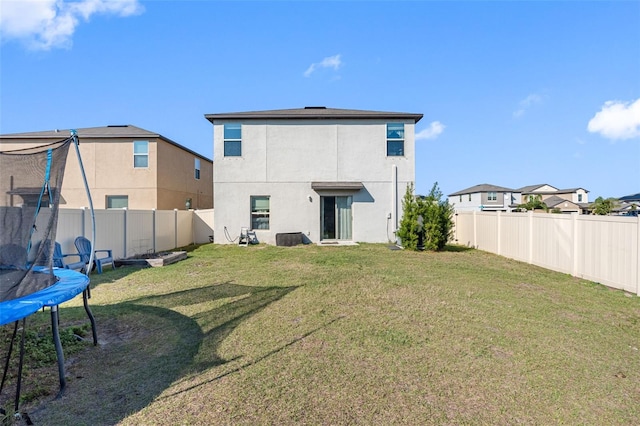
[176,210,193,248]
[499,213,529,263]
[577,215,638,293]
[155,210,177,252]
[530,214,573,275]
[475,212,498,253]
[453,212,639,295]
[126,210,155,258]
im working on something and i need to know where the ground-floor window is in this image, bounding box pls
[106,195,128,209]
[251,196,270,230]
[321,196,352,240]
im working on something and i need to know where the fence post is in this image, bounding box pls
[152,209,156,253]
[497,211,502,255]
[636,216,640,296]
[528,211,533,265]
[123,208,128,259]
[572,213,578,277]
[473,210,477,249]
[174,209,178,250]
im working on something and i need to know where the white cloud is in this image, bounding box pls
[587,98,640,140]
[304,54,342,77]
[0,0,144,50]
[415,121,445,140]
[513,93,542,118]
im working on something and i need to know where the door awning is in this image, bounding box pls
[311,182,364,191]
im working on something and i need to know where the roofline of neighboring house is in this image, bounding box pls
[204,106,424,124]
[0,125,213,163]
[448,184,515,197]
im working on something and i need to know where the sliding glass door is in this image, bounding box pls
[321,196,352,240]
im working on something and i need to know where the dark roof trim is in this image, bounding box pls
[311,182,364,191]
[205,107,423,123]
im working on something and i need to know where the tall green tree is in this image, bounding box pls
[397,182,454,251]
[396,183,421,250]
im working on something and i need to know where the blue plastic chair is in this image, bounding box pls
[53,241,85,271]
[74,236,115,274]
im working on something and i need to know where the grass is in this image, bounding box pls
[1,243,639,425]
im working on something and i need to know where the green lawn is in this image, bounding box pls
[3,243,639,425]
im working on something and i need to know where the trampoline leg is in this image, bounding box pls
[50,305,66,398]
[15,318,27,413]
[83,289,98,346]
[0,321,19,397]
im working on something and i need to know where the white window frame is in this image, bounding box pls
[224,124,242,157]
[250,196,270,230]
[386,123,405,157]
[133,140,149,168]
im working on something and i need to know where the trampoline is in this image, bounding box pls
[0,132,98,417]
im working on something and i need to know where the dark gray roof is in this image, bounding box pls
[448,183,515,197]
[205,107,423,123]
[619,193,640,202]
[0,125,212,162]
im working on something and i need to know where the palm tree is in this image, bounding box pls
[518,194,548,212]
[591,196,618,215]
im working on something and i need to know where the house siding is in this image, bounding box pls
[211,117,416,244]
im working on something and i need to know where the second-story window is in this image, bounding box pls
[194,158,201,179]
[578,194,583,202]
[386,123,404,156]
[488,191,497,201]
[133,141,149,168]
[224,123,242,157]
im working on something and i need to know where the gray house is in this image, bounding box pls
[205,107,423,245]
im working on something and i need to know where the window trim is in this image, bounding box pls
[386,123,405,157]
[106,195,129,209]
[488,191,497,201]
[250,195,270,230]
[133,140,149,168]
[224,123,242,157]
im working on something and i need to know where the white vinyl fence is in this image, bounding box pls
[454,211,640,295]
[47,208,214,260]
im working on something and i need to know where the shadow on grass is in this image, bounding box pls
[25,282,299,425]
[441,244,474,252]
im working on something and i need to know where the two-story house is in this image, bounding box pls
[518,184,589,213]
[448,183,590,213]
[0,125,213,210]
[448,184,518,212]
[205,107,423,245]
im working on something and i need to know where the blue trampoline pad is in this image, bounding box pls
[0,267,89,326]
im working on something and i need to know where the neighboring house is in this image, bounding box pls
[448,184,518,212]
[448,183,590,213]
[616,193,640,216]
[0,125,213,210]
[205,106,423,245]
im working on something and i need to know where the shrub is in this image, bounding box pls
[397,182,454,251]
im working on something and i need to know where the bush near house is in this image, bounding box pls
[397,182,454,251]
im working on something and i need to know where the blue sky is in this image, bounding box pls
[1,0,639,200]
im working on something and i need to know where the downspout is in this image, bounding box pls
[392,164,398,241]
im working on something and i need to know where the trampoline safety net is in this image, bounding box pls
[0,137,72,303]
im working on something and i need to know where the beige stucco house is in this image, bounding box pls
[0,125,213,210]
